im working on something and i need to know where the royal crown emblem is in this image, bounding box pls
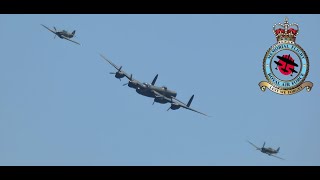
[259,17,313,95]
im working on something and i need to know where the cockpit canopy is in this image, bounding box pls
[143,83,150,87]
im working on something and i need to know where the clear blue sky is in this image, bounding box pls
[1,14,319,166]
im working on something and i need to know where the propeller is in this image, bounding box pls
[167,106,171,111]
[109,66,124,81]
[53,27,57,39]
[123,83,128,86]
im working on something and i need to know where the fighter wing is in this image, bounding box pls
[247,140,260,150]
[270,154,285,160]
[172,98,209,117]
[41,24,57,35]
[62,37,81,45]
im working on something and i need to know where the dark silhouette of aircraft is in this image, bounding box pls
[41,24,80,45]
[100,54,208,117]
[274,54,298,76]
[247,140,284,160]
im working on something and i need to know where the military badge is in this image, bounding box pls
[259,18,313,95]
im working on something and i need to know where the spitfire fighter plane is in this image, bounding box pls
[100,54,208,117]
[41,24,80,45]
[247,140,284,160]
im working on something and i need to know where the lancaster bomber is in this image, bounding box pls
[100,54,208,117]
[41,24,80,45]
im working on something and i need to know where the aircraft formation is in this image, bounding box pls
[41,24,285,161]
[41,24,207,116]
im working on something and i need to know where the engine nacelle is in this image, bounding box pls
[115,72,125,79]
[128,81,138,88]
[170,103,180,110]
[154,97,170,104]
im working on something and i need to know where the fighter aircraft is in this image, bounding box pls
[247,140,284,160]
[274,54,298,76]
[100,54,208,116]
[41,24,80,45]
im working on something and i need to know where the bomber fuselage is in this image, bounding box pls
[130,82,177,99]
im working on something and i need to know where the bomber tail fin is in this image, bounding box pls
[72,30,76,36]
[277,147,280,153]
[187,95,194,107]
[151,74,158,86]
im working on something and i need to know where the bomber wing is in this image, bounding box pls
[170,97,209,117]
[176,99,209,116]
[100,54,131,79]
[100,54,144,87]
[152,90,173,102]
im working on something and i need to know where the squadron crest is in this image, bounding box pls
[259,17,313,95]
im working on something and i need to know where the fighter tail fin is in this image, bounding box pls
[72,30,76,36]
[187,95,194,107]
[277,147,280,153]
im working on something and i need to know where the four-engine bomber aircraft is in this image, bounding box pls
[247,140,284,160]
[41,24,81,45]
[100,54,208,117]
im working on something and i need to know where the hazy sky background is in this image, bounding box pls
[1,14,319,165]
